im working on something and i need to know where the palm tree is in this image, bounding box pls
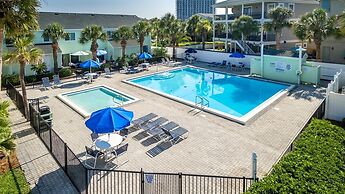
[79,25,107,61]
[132,20,151,53]
[196,19,212,50]
[149,18,161,47]
[160,13,176,45]
[187,15,202,41]
[293,22,308,47]
[339,12,345,37]
[294,8,336,60]
[169,20,191,58]
[231,15,259,41]
[264,7,293,50]
[3,34,42,117]
[0,101,15,156]
[112,26,134,58]
[0,0,39,88]
[42,23,67,74]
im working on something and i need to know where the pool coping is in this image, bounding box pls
[122,65,295,125]
[56,85,140,118]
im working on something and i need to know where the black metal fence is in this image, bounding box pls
[8,85,258,194]
[6,81,26,118]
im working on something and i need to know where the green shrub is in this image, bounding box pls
[30,62,47,75]
[1,74,20,87]
[59,68,72,78]
[152,47,169,58]
[24,75,37,83]
[247,119,345,194]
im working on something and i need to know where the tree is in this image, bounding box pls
[264,7,293,50]
[149,17,161,47]
[187,15,202,41]
[132,20,151,53]
[339,12,345,37]
[42,23,67,74]
[79,25,107,61]
[231,15,259,41]
[3,34,42,117]
[169,20,190,58]
[0,101,15,156]
[160,13,176,45]
[196,19,212,50]
[293,22,308,46]
[294,8,336,60]
[112,26,134,58]
[0,0,39,88]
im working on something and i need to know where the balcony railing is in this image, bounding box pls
[215,12,268,21]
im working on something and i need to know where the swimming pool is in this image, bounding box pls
[57,86,139,117]
[125,67,293,124]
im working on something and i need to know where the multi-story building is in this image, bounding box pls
[176,0,215,20]
[320,0,345,64]
[2,12,151,76]
[212,0,319,54]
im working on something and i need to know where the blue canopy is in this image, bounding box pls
[229,52,245,58]
[138,52,152,59]
[185,48,197,53]
[85,107,134,134]
[80,59,101,69]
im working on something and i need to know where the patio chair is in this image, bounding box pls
[111,143,129,166]
[104,68,112,78]
[148,121,179,140]
[84,146,104,169]
[141,117,168,132]
[131,113,158,129]
[165,127,189,144]
[52,75,62,88]
[90,133,99,142]
[42,77,52,90]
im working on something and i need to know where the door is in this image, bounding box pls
[243,6,252,16]
[322,46,331,62]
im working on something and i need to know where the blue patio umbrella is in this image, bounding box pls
[229,52,245,58]
[138,52,152,59]
[79,59,101,72]
[85,107,134,134]
[185,48,197,53]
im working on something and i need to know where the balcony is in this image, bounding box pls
[215,12,268,21]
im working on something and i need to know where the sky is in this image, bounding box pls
[39,0,225,19]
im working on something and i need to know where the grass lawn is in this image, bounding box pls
[0,168,30,194]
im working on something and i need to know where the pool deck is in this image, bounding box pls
[20,63,325,178]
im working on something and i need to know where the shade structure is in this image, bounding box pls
[138,52,152,59]
[185,48,197,53]
[229,52,245,58]
[97,50,107,56]
[71,51,90,56]
[85,107,134,134]
[80,59,101,72]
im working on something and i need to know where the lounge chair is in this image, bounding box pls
[84,146,104,169]
[131,113,158,129]
[42,77,52,90]
[52,75,62,88]
[141,117,168,131]
[148,121,179,140]
[146,140,173,158]
[104,68,112,78]
[164,127,189,144]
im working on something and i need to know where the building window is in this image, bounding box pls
[277,3,285,8]
[288,3,295,12]
[106,31,113,40]
[243,6,252,16]
[43,36,49,42]
[65,33,75,41]
[267,3,275,11]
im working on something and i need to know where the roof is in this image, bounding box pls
[38,12,142,30]
[213,0,319,8]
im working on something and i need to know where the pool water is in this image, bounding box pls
[128,67,290,118]
[60,86,136,115]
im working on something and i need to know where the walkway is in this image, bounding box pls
[1,92,78,194]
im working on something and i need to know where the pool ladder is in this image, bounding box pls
[195,96,209,110]
[113,95,125,107]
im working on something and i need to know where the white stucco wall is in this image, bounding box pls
[326,92,345,121]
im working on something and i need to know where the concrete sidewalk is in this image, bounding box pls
[2,92,78,194]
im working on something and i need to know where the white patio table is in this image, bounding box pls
[95,134,123,160]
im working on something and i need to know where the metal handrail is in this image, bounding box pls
[195,96,210,110]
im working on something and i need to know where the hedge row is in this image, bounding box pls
[247,119,345,193]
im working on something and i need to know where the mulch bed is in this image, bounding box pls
[0,152,21,174]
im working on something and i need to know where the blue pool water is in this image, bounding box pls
[129,67,290,117]
[61,86,134,114]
